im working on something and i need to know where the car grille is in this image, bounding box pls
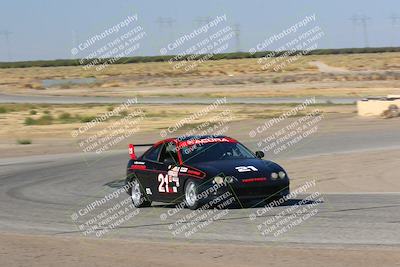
[231,184,289,198]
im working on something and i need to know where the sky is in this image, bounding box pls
[0,0,400,62]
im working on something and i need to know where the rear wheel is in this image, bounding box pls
[130,178,152,208]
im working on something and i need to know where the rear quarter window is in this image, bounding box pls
[142,145,162,161]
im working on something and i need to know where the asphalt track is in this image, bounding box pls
[1,141,400,247]
[0,93,358,104]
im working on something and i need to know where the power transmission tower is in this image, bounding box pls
[389,14,400,46]
[193,16,211,27]
[350,14,371,47]
[72,30,78,59]
[156,17,176,29]
[232,24,241,52]
[156,17,176,47]
[0,30,12,61]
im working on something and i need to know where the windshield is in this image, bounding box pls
[180,142,256,164]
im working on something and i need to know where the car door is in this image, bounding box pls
[153,141,181,202]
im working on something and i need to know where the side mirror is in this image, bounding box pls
[255,151,264,159]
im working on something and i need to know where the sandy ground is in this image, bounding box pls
[1,54,400,98]
[284,148,400,193]
[1,233,399,267]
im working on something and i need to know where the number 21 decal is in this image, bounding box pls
[235,166,258,172]
[158,173,180,193]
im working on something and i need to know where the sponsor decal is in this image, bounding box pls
[235,166,259,172]
[178,137,236,148]
[242,177,267,183]
[130,164,147,170]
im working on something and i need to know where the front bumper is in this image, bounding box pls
[199,180,290,202]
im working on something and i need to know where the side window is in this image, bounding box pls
[142,145,162,162]
[159,142,179,164]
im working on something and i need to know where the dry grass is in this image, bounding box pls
[0,103,355,140]
[1,52,400,99]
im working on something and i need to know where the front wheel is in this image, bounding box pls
[184,179,202,210]
[130,178,152,208]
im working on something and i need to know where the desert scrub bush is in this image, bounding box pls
[43,110,51,114]
[17,139,32,145]
[24,117,35,125]
[78,115,96,123]
[58,112,71,120]
[24,115,54,125]
[0,106,7,113]
[29,110,37,115]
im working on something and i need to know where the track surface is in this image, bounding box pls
[1,133,400,246]
[0,93,358,104]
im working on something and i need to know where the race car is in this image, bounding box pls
[125,135,290,210]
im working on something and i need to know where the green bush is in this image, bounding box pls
[43,110,51,114]
[58,112,71,120]
[29,110,37,115]
[17,139,32,145]
[24,117,35,125]
[37,115,53,125]
[24,115,53,125]
[0,106,7,113]
[79,116,96,123]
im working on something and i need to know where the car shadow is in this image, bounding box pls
[151,197,323,210]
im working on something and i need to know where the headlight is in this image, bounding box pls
[278,171,286,179]
[213,176,224,185]
[271,172,278,180]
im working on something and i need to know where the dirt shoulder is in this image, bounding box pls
[1,232,399,267]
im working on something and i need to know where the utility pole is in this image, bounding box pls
[350,14,371,48]
[0,30,12,61]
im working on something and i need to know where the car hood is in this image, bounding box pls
[189,158,285,179]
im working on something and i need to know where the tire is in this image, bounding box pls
[130,178,152,208]
[184,179,202,210]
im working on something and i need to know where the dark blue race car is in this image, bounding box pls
[126,135,290,210]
